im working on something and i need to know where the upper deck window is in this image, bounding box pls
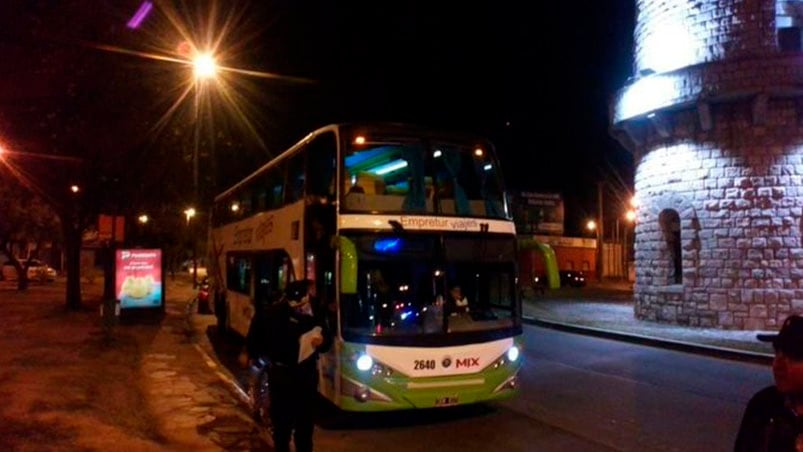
[778,1,803,51]
[342,132,508,219]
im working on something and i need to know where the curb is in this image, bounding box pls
[182,296,252,407]
[523,315,774,365]
[181,296,274,448]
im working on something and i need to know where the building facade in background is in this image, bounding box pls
[518,235,596,279]
[513,192,604,282]
[611,0,803,329]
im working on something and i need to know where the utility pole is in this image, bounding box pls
[596,182,604,282]
[622,223,628,280]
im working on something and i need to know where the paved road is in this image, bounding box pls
[507,325,773,451]
[205,322,774,451]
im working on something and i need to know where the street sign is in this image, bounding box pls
[98,215,125,242]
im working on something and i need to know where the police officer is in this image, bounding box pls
[735,314,803,451]
[253,279,332,452]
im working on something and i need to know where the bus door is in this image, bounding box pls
[253,253,274,314]
[305,205,339,400]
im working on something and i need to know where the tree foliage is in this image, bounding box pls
[0,172,61,289]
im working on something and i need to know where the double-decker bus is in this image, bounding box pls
[209,122,523,411]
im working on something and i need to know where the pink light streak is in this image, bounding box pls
[127,1,153,29]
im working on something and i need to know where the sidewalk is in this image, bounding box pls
[522,280,775,363]
[0,275,269,451]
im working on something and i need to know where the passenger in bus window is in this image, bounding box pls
[422,295,444,333]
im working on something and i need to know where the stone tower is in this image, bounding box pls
[610,0,803,329]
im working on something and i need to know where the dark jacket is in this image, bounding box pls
[247,297,333,368]
[734,385,800,452]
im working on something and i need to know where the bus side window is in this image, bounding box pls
[267,163,285,209]
[286,150,306,203]
[306,131,337,200]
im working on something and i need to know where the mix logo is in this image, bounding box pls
[455,357,480,369]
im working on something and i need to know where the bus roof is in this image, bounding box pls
[213,122,495,202]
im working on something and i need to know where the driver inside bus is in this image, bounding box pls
[448,285,470,315]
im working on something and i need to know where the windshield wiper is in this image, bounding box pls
[388,219,405,233]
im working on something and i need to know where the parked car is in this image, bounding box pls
[559,270,587,288]
[181,259,208,278]
[1,259,57,282]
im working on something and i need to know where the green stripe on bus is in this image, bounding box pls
[339,236,357,294]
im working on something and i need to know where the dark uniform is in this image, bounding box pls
[734,385,800,451]
[247,280,332,452]
[735,315,803,452]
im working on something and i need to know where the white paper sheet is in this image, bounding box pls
[298,326,323,363]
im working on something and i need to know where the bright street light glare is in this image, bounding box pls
[184,208,196,223]
[193,53,217,79]
[586,220,597,231]
[70,185,80,193]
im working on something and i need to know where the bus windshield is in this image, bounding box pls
[341,232,518,343]
[342,132,507,219]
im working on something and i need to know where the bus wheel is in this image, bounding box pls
[249,367,271,428]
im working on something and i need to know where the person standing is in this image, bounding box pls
[735,314,803,451]
[250,279,332,452]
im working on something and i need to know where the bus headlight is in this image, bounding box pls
[356,354,373,371]
[506,345,520,363]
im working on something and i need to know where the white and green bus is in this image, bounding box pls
[209,122,523,411]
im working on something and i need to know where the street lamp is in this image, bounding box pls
[70,184,80,194]
[184,207,198,286]
[138,214,149,224]
[184,207,196,225]
[189,51,218,215]
[193,53,218,80]
[188,51,216,290]
[587,218,602,281]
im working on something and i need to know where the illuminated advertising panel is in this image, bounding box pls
[115,249,163,309]
[513,192,564,236]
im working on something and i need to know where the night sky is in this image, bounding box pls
[250,1,638,235]
[0,1,638,236]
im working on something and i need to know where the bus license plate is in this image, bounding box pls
[435,396,458,407]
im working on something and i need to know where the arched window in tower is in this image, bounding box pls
[777,1,803,51]
[659,209,682,285]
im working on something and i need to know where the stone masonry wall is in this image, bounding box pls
[633,0,774,74]
[634,99,803,329]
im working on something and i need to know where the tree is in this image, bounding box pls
[0,172,61,291]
